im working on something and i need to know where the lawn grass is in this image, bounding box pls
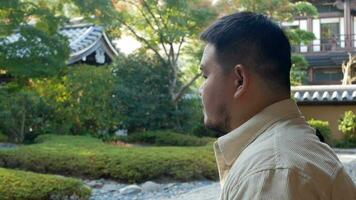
[0,134,218,183]
[0,167,91,200]
[116,130,215,146]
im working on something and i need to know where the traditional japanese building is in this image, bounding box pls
[4,23,118,66]
[286,0,356,85]
[59,24,118,65]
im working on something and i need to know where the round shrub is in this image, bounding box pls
[339,111,356,139]
[307,119,332,144]
[337,111,356,147]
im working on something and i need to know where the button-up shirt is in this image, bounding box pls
[214,98,355,199]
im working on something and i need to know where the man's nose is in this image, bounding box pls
[199,86,203,96]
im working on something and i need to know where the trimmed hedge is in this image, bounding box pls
[116,130,215,146]
[308,119,332,144]
[0,167,91,200]
[0,135,217,183]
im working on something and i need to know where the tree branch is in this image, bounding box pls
[174,36,185,64]
[118,17,166,64]
[173,72,202,103]
[141,0,163,31]
[140,0,170,58]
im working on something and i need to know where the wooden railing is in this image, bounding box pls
[291,34,356,54]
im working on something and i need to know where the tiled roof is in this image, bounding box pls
[59,24,118,64]
[291,85,356,104]
[4,24,118,65]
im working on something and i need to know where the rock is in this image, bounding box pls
[141,181,161,192]
[163,183,176,189]
[101,183,120,192]
[115,129,128,137]
[86,180,104,189]
[119,184,142,195]
[0,143,17,149]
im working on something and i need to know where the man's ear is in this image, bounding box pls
[233,64,248,99]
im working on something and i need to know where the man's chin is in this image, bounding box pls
[204,120,228,137]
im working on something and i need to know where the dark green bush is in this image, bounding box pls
[0,167,91,200]
[0,89,54,143]
[177,96,217,138]
[307,119,332,144]
[0,132,8,143]
[112,54,175,131]
[117,130,214,146]
[0,134,218,183]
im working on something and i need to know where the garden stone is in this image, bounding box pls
[0,143,17,149]
[163,183,176,189]
[86,180,103,188]
[119,184,142,195]
[141,181,161,192]
[115,129,128,137]
[101,183,120,192]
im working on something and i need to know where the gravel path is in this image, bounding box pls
[87,152,356,200]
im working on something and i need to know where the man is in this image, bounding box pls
[199,12,355,199]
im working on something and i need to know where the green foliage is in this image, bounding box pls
[338,111,356,142]
[307,119,332,144]
[0,167,91,200]
[0,134,218,183]
[0,65,121,141]
[0,88,54,143]
[290,54,308,85]
[177,96,217,137]
[72,0,217,104]
[291,1,318,17]
[31,65,122,136]
[116,130,214,146]
[0,0,70,79]
[0,132,8,143]
[112,54,175,131]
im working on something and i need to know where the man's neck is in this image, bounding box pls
[228,95,290,132]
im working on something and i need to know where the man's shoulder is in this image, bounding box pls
[227,117,342,186]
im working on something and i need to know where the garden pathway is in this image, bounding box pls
[87,150,356,200]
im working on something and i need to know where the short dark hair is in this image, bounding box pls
[200,12,291,92]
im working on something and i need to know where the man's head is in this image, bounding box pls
[199,12,291,135]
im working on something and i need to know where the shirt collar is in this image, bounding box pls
[214,98,302,166]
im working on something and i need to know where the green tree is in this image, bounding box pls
[0,0,70,80]
[112,54,175,131]
[30,65,121,137]
[218,0,318,85]
[70,0,217,105]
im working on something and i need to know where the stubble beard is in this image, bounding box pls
[204,104,231,137]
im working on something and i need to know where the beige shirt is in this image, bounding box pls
[214,98,356,200]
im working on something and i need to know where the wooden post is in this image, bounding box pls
[307,17,313,52]
[344,0,352,49]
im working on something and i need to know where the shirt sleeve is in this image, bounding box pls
[331,167,356,200]
[226,168,323,200]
